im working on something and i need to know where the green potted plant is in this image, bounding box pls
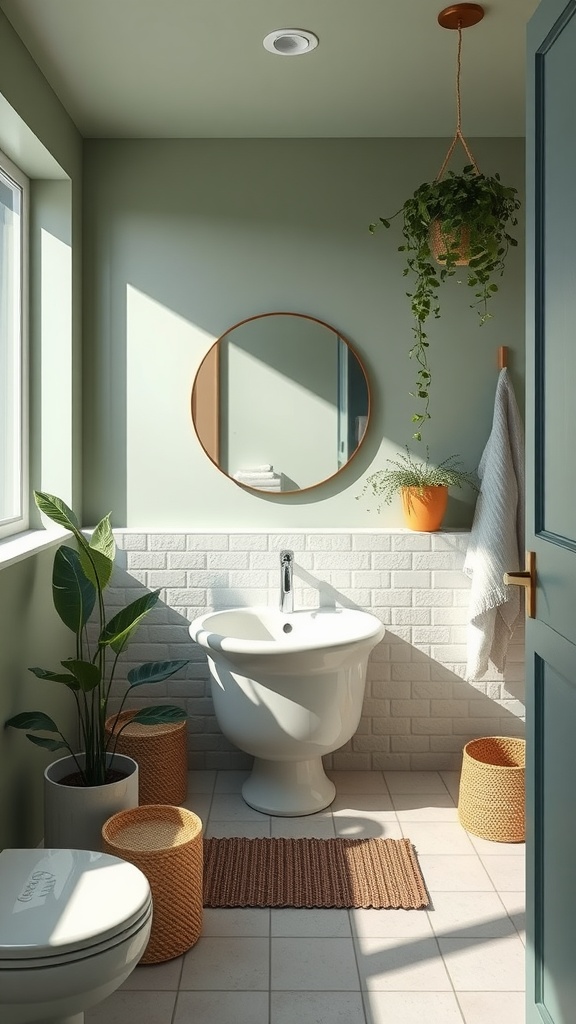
[6,491,189,849]
[370,164,521,438]
[358,447,477,531]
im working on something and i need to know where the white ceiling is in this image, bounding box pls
[0,0,539,138]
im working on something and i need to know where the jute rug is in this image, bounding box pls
[203,837,429,910]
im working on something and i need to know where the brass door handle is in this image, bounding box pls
[503,551,536,618]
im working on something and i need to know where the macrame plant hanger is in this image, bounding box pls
[436,4,484,182]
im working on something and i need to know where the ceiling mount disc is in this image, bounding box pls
[437,4,484,30]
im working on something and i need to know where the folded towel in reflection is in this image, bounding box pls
[233,469,282,490]
[464,366,525,680]
[234,472,276,482]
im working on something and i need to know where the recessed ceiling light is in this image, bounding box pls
[263,29,319,56]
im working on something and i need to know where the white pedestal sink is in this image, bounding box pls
[189,606,385,815]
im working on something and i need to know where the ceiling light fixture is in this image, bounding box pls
[263,29,319,56]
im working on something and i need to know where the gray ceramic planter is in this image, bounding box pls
[44,753,139,851]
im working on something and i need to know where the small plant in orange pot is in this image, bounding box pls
[358,447,477,532]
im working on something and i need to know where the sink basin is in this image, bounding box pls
[189,606,385,815]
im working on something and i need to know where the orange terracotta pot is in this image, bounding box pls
[400,485,448,532]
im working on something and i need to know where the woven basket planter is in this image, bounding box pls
[105,710,188,805]
[458,736,526,843]
[102,804,203,963]
[429,218,471,266]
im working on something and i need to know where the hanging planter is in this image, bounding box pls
[368,4,521,440]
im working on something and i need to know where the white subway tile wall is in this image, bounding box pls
[108,531,525,772]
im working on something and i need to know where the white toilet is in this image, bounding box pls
[0,847,152,1024]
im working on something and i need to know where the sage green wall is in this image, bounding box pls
[0,549,74,849]
[83,138,524,529]
[0,9,82,847]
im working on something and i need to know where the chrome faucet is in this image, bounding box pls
[280,549,294,613]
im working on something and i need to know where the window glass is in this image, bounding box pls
[0,152,28,538]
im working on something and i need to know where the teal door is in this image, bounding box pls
[526,2,576,1020]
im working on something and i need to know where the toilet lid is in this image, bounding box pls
[0,848,151,961]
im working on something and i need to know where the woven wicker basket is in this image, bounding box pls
[105,710,187,805]
[429,219,471,266]
[458,736,526,843]
[102,804,203,963]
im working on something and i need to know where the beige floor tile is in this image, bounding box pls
[356,936,452,991]
[206,820,271,838]
[331,793,395,815]
[366,990,465,1024]
[351,906,433,940]
[384,771,448,794]
[271,937,360,990]
[214,769,251,792]
[427,891,517,938]
[333,817,403,840]
[174,990,268,1024]
[85,991,177,1024]
[480,855,526,891]
[392,794,459,821]
[270,815,336,838]
[271,991,366,1024]
[458,990,526,1024]
[121,956,183,990]
[180,936,269,990]
[180,792,211,821]
[209,793,270,821]
[497,891,526,943]
[271,908,352,937]
[417,855,494,891]
[438,933,526,991]
[467,832,526,856]
[402,821,477,855]
[202,907,270,936]
[439,770,461,802]
[186,769,216,793]
[328,770,388,794]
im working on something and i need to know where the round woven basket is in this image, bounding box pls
[458,736,526,843]
[102,804,203,962]
[429,218,471,266]
[105,710,188,805]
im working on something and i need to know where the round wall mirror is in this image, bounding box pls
[191,312,370,494]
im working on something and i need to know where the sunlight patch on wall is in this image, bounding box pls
[40,225,71,500]
[126,284,215,524]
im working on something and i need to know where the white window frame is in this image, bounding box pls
[0,149,29,540]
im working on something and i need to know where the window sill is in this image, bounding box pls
[0,527,67,570]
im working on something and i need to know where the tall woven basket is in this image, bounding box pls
[102,804,203,963]
[105,710,188,805]
[458,736,526,843]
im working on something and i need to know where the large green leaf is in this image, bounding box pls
[61,659,101,693]
[89,513,115,562]
[29,666,80,691]
[130,705,187,726]
[52,545,96,632]
[127,660,189,686]
[34,491,80,534]
[100,590,161,654]
[27,735,69,752]
[5,711,60,733]
[78,545,114,593]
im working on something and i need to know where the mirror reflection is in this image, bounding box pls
[191,312,370,493]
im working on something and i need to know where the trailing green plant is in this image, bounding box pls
[6,491,189,786]
[358,446,477,514]
[370,164,521,439]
